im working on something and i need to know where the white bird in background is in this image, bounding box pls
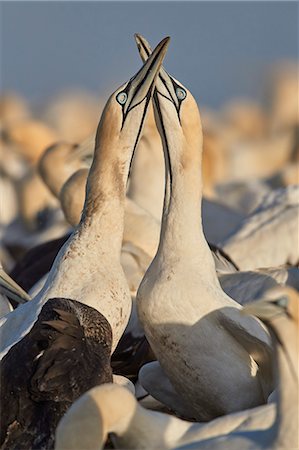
[135,34,273,421]
[220,185,299,270]
[0,37,170,360]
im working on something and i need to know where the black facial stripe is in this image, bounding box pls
[158,73,183,125]
[121,49,161,129]
[156,91,175,103]
[170,78,185,117]
[120,86,152,131]
[136,38,185,122]
[126,48,162,114]
[127,89,152,181]
[159,73,177,105]
[153,90,173,188]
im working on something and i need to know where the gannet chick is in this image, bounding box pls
[135,34,273,421]
[174,286,299,449]
[1,297,113,449]
[0,37,170,360]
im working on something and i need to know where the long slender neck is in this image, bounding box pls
[78,132,130,256]
[157,124,214,270]
[272,318,299,449]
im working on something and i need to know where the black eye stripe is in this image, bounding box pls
[120,88,152,130]
[157,73,185,124]
[159,73,177,106]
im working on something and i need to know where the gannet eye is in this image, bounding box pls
[176,87,186,101]
[116,92,128,105]
[273,296,288,309]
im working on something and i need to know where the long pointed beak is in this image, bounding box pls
[123,36,170,115]
[0,267,31,304]
[68,36,170,162]
[134,33,168,79]
[134,33,180,110]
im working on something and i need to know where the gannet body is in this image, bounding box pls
[136,34,273,420]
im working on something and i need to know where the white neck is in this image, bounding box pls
[78,136,130,256]
[157,132,213,268]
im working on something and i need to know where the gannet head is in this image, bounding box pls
[94,36,170,164]
[134,33,203,162]
[242,286,298,325]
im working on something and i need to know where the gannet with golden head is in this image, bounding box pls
[135,34,273,421]
[0,36,170,360]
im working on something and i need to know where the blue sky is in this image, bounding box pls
[1,1,298,107]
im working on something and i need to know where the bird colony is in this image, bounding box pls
[0,35,298,450]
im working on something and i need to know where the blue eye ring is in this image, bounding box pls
[176,87,187,101]
[116,92,127,105]
[274,296,288,309]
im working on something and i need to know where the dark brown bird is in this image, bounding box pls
[0,297,113,450]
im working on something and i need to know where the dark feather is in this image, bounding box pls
[9,234,70,296]
[112,333,155,381]
[0,297,113,450]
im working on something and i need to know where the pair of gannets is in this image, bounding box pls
[0,34,169,375]
[131,34,273,420]
[55,286,298,450]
